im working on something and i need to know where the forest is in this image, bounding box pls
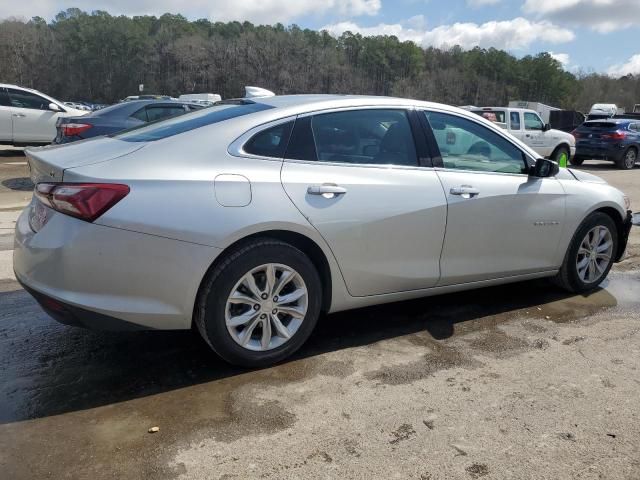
[1,8,640,112]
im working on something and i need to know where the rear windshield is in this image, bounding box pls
[583,122,618,129]
[471,110,506,124]
[115,102,274,142]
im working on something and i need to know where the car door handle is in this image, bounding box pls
[450,185,480,198]
[12,113,26,118]
[307,184,348,197]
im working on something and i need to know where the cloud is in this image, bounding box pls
[467,0,502,7]
[549,51,570,66]
[323,17,575,50]
[1,0,381,24]
[607,54,640,77]
[523,0,640,33]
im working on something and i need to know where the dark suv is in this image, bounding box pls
[572,119,640,170]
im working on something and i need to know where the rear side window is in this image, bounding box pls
[7,88,50,110]
[510,112,521,130]
[244,121,293,158]
[116,102,274,142]
[286,109,417,166]
[130,108,148,122]
[146,106,186,122]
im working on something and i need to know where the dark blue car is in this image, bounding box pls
[572,118,640,170]
[54,100,204,144]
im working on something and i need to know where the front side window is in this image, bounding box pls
[287,109,417,166]
[424,111,526,174]
[510,112,521,130]
[244,121,293,158]
[7,88,51,110]
[524,112,544,131]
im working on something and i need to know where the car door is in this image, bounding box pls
[421,109,566,286]
[7,88,61,143]
[523,111,548,155]
[0,88,12,142]
[280,107,448,297]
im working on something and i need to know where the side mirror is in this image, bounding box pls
[530,158,560,178]
[542,123,551,132]
[48,103,62,112]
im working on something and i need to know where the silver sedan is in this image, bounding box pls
[14,93,633,366]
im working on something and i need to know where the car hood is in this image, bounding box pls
[567,168,608,184]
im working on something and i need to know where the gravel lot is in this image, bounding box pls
[0,149,639,480]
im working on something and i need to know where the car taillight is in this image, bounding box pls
[602,130,626,140]
[35,183,130,222]
[61,123,92,136]
[571,130,581,139]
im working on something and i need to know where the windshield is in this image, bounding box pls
[114,102,274,142]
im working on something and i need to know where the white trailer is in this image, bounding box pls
[508,101,560,124]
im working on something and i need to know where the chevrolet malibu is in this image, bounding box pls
[14,94,633,366]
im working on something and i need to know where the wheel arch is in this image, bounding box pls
[550,142,571,159]
[193,230,334,327]
[591,206,627,262]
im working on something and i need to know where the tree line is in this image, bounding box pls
[1,8,639,112]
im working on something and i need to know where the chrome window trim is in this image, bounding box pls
[283,157,435,172]
[228,115,297,161]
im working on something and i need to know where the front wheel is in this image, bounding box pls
[569,156,585,166]
[195,239,322,367]
[553,212,618,293]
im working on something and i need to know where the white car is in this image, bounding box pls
[0,84,88,145]
[471,107,576,165]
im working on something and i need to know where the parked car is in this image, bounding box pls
[471,107,575,165]
[179,93,222,103]
[54,100,204,143]
[0,83,87,145]
[586,103,621,121]
[15,94,632,367]
[571,118,640,169]
[64,102,91,111]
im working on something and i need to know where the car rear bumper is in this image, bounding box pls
[575,144,626,161]
[13,202,222,331]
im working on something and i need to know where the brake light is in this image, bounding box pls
[571,130,581,139]
[35,183,130,222]
[61,123,92,137]
[602,130,627,140]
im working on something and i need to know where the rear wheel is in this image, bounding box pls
[569,155,584,166]
[553,212,618,293]
[552,145,570,168]
[195,239,322,367]
[616,147,637,170]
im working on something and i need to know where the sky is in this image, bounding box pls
[3,0,640,76]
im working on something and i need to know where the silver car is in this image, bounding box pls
[14,94,633,366]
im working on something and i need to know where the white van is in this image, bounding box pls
[471,107,576,165]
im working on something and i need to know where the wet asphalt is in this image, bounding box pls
[1,151,639,479]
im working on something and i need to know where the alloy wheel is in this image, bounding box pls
[625,149,637,169]
[225,263,308,351]
[576,226,614,284]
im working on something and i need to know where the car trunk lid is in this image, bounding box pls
[26,137,146,183]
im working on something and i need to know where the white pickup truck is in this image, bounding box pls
[470,107,576,166]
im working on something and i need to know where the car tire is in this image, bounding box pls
[553,212,618,293]
[569,156,585,166]
[552,145,570,167]
[616,147,637,170]
[194,239,322,367]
